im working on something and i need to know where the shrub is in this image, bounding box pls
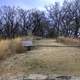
[0,39,11,59]
[11,38,26,53]
[57,37,80,45]
[0,37,26,60]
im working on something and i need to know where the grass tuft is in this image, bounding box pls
[0,37,26,60]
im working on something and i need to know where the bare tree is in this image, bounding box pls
[46,2,61,37]
[2,6,18,38]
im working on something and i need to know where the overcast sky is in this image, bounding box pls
[0,0,64,10]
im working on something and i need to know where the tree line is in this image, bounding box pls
[0,0,80,39]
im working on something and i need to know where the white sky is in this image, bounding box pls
[0,0,64,10]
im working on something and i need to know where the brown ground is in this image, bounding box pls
[0,39,80,76]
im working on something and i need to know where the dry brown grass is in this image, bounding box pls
[24,39,80,75]
[0,39,11,60]
[0,37,26,60]
[0,39,80,75]
[11,38,26,53]
[57,37,80,46]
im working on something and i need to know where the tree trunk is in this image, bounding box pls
[74,17,79,38]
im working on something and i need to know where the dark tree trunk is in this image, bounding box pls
[74,17,79,38]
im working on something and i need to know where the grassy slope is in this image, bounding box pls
[0,39,80,75]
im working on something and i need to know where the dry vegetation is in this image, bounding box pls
[0,38,80,76]
[0,38,80,75]
[24,39,80,75]
[0,37,26,60]
[57,37,80,46]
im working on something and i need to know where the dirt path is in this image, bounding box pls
[0,39,80,79]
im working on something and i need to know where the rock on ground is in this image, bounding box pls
[0,74,80,80]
